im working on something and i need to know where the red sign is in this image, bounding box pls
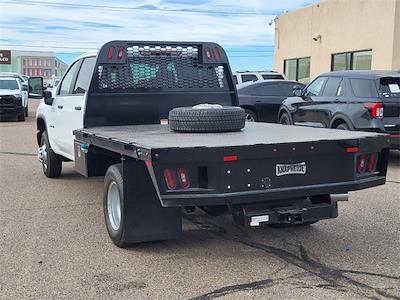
[0,50,11,64]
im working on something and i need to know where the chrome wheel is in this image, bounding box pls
[38,144,48,170]
[107,181,122,231]
[245,113,255,122]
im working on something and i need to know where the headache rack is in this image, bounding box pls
[94,41,232,92]
[84,40,238,128]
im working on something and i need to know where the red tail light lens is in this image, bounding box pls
[107,46,115,60]
[364,103,383,119]
[164,169,176,190]
[177,168,190,189]
[368,153,378,172]
[117,47,124,60]
[213,47,221,61]
[357,154,368,173]
[204,47,212,60]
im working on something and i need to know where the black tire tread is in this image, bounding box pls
[104,164,128,248]
[169,106,245,133]
[41,131,62,178]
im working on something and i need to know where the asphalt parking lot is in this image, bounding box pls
[0,100,399,300]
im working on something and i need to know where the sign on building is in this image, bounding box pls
[0,50,11,64]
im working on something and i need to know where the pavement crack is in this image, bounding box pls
[0,151,36,157]
[0,202,98,213]
[184,213,400,300]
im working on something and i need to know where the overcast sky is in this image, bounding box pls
[0,0,317,71]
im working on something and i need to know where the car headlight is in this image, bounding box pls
[13,94,22,99]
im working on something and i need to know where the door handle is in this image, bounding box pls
[74,106,82,111]
[57,105,63,109]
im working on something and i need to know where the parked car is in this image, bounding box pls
[233,71,286,85]
[30,41,389,248]
[238,80,305,122]
[0,77,28,121]
[0,72,29,116]
[278,70,400,149]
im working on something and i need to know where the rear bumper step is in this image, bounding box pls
[231,200,338,227]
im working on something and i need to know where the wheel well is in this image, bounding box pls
[241,106,257,118]
[36,118,46,146]
[278,109,288,121]
[331,118,347,128]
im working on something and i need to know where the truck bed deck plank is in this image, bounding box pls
[77,123,384,150]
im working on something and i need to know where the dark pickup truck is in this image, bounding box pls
[31,41,390,248]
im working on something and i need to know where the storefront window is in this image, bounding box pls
[332,50,372,71]
[284,57,311,84]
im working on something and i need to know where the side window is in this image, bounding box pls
[262,74,284,80]
[304,77,327,97]
[241,74,258,83]
[232,75,238,85]
[349,79,378,97]
[252,83,281,96]
[73,57,96,94]
[322,77,342,97]
[58,61,80,96]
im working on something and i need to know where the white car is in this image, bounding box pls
[0,72,29,116]
[233,71,286,85]
[0,77,28,121]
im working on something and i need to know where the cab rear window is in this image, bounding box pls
[379,77,400,98]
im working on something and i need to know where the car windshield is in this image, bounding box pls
[0,80,19,90]
[378,77,400,98]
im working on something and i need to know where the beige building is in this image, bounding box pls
[274,0,400,84]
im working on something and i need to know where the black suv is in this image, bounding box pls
[278,71,400,149]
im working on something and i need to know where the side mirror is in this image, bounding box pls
[293,87,303,97]
[28,77,44,99]
[43,90,53,105]
[21,83,28,91]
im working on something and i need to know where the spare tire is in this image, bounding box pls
[169,104,246,133]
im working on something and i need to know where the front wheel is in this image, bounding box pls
[39,131,62,178]
[336,123,350,130]
[279,113,292,125]
[244,109,257,122]
[17,109,25,121]
[104,164,129,248]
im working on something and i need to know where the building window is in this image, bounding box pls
[331,50,372,71]
[284,57,310,84]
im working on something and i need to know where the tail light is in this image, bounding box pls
[357,153,380,174]
[117,47,124,60]
[213,47,221,61]
[107,46,115,60]
[364,103,383,119]
[164,169,176,190]
[177,168,190,189]
[204,47,212,60]
[368,153,378,172]
[357,154,368,173]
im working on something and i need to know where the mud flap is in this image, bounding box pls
[121,158,182,243]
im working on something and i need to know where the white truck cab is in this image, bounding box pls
[36,52,97,161]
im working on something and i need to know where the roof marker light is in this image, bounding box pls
[107,46,115,60]
[204,47,212,60]
[117,47,124,60]
[213,47,221,61]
